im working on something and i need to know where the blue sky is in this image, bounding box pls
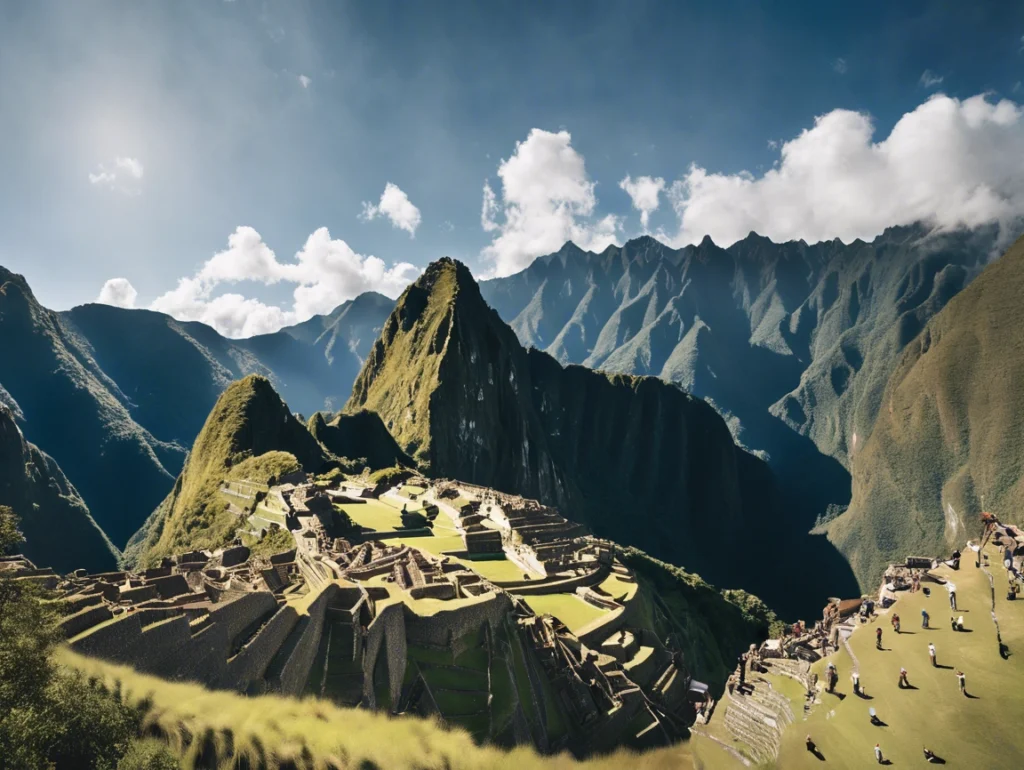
[2,0,1024,335]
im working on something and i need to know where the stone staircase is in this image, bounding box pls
[723,679,795,764]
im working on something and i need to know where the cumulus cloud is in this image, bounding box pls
[480,128,622,277]
[96,278,138,308]
[298,74,311,88]
[360,182,422,237]
[661,93,1024,248]
[144,226,420,337]
[619,175,666,230]
[920,70,944,88]
[88,156,144,194]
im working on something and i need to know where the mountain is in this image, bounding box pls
[308,409,413,470]
[346,257,857,615]
[0,403,118,573]
[0,266,392,557]
[828,234,1024,587]
[480,225,1002,538]
[124,375,330,568]
[0,268,184,548]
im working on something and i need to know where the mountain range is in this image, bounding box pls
[2,222,1020,599]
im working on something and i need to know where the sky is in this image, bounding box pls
[3,0,1024,336]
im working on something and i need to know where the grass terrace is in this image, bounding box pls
[525,594,609,634]
[337,499,405,532]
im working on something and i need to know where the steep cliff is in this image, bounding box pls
[0,268,183,548]
[125,375,329,568]
[0,404,118,573]
[348,258,855,613]
[831,234,1024,587]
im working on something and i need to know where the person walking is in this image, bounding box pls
[874,743,884,764]
[876,627,883,649]
[929,642,937,667]
[899,667,909,688]
[956,670,966,696]
[922,608,930,628]
[947,581,958,610]
[893,613,901,633]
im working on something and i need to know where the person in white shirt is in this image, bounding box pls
[928,642,937,667]
[874,743,884,763]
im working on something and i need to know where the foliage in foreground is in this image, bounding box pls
[0,507,164,769]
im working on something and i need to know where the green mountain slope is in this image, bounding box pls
[0,404,118,572]
[124,375,330,567]
[347,258,857,615]
[829,234,1024,587]
[0,268,183,548]
[480,226,1000,536]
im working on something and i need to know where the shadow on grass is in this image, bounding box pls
[935,664,954,670]
[855,692,874,700]
[965,692,981,699]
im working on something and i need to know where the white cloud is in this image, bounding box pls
[833,58,848,74]
[619,175,666,230]
[480,128,622,277]
[96,278,138,308]
[359,182,422,237]
[88,156,144,194]
[440,220,455,232]
[660,93,1024,248]
[920,70,944,89]
[145,226,420,337]
[298,74,311,89]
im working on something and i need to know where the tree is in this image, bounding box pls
[0,505,146,768]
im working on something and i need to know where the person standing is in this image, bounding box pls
[893,613,901,633]
[874,743,884,764]
[922,608,930,628]
[956,615,965,631]
[947,581,958,610]
[852,670,861,695]
[876,627,883,649]
[956,670,966,696]
[806,735,817,754]
[929,642,937,667]
[899,667,909,688]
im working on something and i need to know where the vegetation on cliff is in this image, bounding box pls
[124,375,328,568]
[0,406,119,573]
[831,233,1024,587]
[308,409,414,470]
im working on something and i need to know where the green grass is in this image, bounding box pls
[598,572,639,602]
[241,525,295,558]
[524,595,608,634]
[460,558,536,583]
[339,499,404,532]
[714,546,1024,770]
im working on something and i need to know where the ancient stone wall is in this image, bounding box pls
[271,583,338,696]
[220,605,300,691]
[404,593,512,658]
[361,602,407,710]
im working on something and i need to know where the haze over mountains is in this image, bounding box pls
[2,222,1022,601]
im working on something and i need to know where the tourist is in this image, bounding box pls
[929,642,937,667]
[921,608,930,628]
[924,747,938,762]
[876,627,883,649]
[956,615,965,632]
[806,735,816,754]
[874,743,884,764]
[898,667,909,688]
[956,670,966,696]
[891,613,901,633]
[852,670,861,695]
[951,615,958,631]
[947,581,958,610]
